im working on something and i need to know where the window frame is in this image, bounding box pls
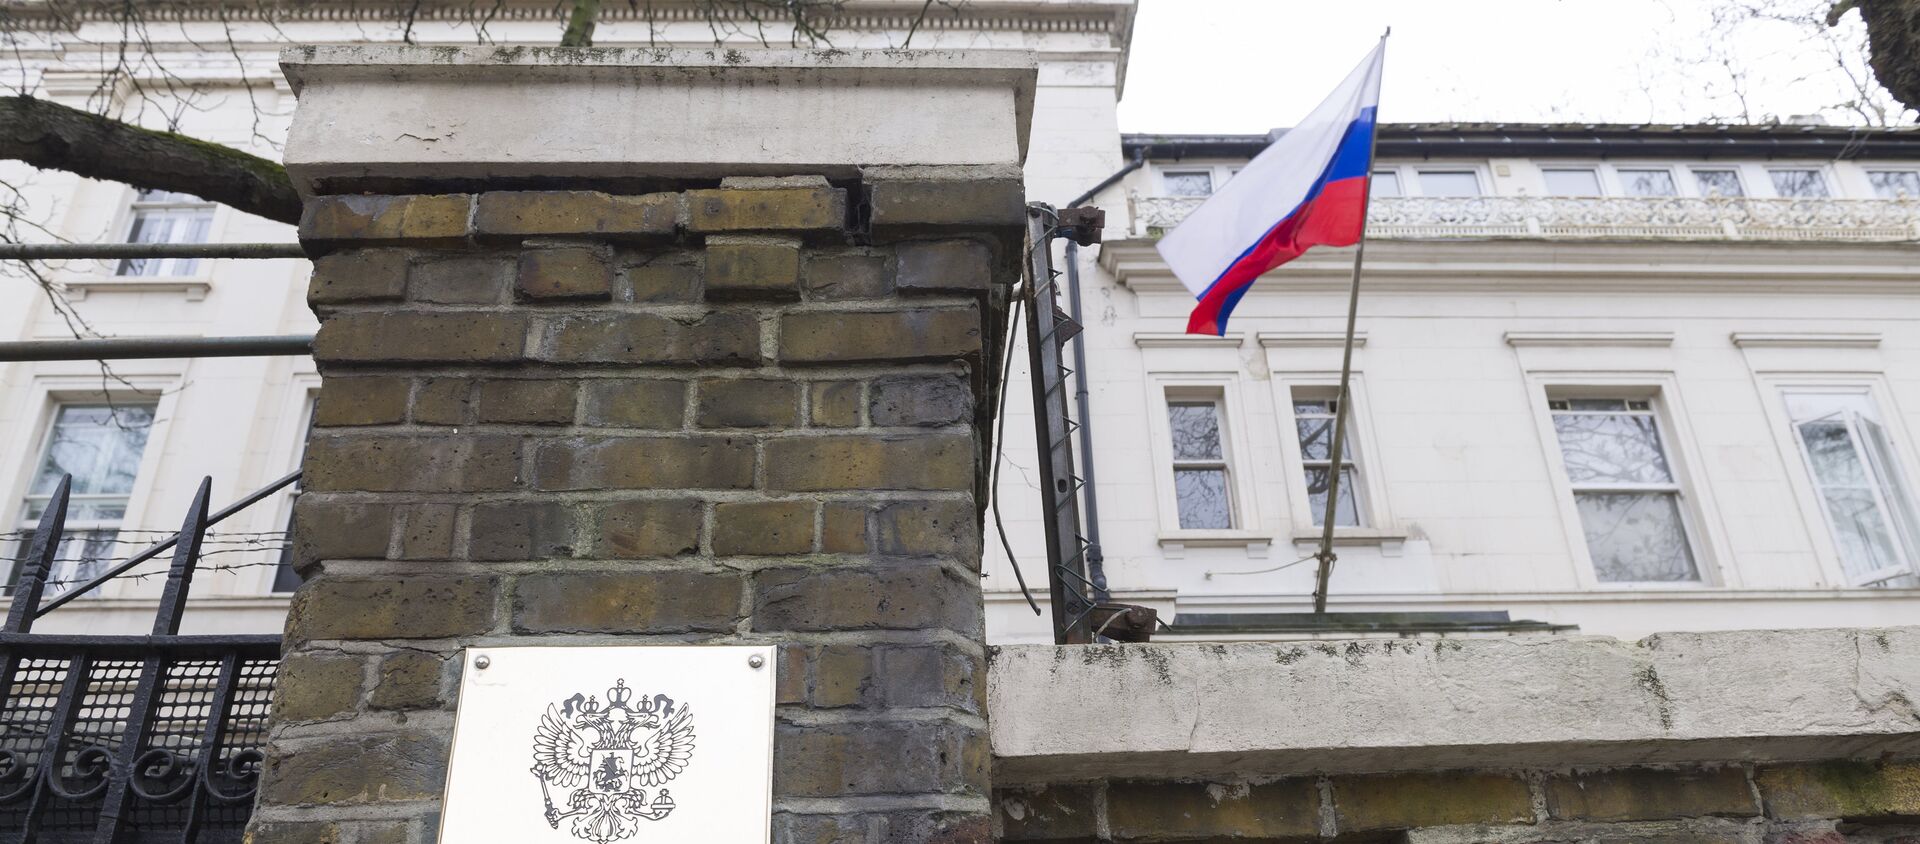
[1864,168,1920,200]
[1285,385,1370,530]
[1611,165,1683,198]
[1266,368,1397,543]
[1165,393,1238,531]
[114,188,219,279]
[1370,163,1491,198]
[0,376,179,602]
[1526,376,1724,589]
[1688,166,1748,198]
[1756,374,1920,589]
[1763,166,1836,199]
[1143,372,1268,546]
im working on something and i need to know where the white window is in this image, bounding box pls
[117,189,214,277]
[1784,391,1920,586]
[9,404,156,595]
[1769,169,1831,198]
[1289,390,1365,527]
[271,396,318,593]
[1416,170,1480,197]
[1163,171,1215,198]
[1369,170,1402,198]
[1547,397,1699,582]
[1617,168,1679,197]
[1867,170,1920,199]
[1691,168,1745,198]
[1166,397,1236,530]
[1543,168,1603,196]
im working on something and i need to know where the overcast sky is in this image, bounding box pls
[1116,0,1905,133]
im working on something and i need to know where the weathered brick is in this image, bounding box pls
[687,186,846,232]
[290,498,393,570]
[776,643,808,706]
[314,312,528,363]
[705,237,801,299]
[697,379,799,428]
[590,499,703,558]
[895,239,992,294]
[533,436,753,490]
[1106,780,1320,842]
[580,379,686,428]
[516,245,613,301]
[804,253,891,300]
[779,307,981,365]
[821,503,869,553]
[308,249,410,304]
[809,381,861,428]
[259,730,448,806]
[997,784,1101,843]
[885,812,993,844]
[753,564,980,633]
[870,375,973,427]
[625,262,701,304]
[304,435,520,493]
[772,813,872,844]
[765,434,974,491]
[406,254,513,304]
[273,653,364,722]
[512,571,742,633]
[1333,771,1534,832]
[876,644,982,713]
[345,821,413,844]
[867,173,1025,228]
[877,500,979,560]
[1547,767,1758,822]
[477,379,577,425]
[713,500,815,556]
[411,377,475,425]
[300,194,473,245]
[811,644,870,708]
[369,650,448,711]
[244,820,342,844]
[1757,760,1920,820]
[773,722,977,797]
[395,503,457,560]
[289,576,498,641]
[539,311,760,366]
[474,190,678,239]
[313,377,409,427]
[469,500,579,561]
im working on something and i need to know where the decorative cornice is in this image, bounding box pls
[1257,331,1368,349]
[1134,331,1243,349]
[1730,331,1883,349]
[1505,332,1675,348]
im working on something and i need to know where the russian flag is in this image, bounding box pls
[1158,41,1386,336]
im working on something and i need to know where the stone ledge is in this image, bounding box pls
[281,47,1037,193]
[988,627,1920,783]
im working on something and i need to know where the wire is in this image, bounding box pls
[1204,554,1316,580]
[989,293,1041,616]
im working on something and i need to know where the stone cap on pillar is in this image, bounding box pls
[279,45,1037,195]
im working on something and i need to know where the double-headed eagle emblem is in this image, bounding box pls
[530,679,696,842]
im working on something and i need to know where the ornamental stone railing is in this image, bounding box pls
[1131,193,1920,242]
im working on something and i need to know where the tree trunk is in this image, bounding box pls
[561,0,603,47]
[1,96,301,225]
[1855,0,1920,115]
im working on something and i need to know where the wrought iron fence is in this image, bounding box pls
[0,473,293,843]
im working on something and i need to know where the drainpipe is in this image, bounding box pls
[1063,149,1147,602]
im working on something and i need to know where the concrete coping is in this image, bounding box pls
[279,46,1038,195]
[988,626,1920,783]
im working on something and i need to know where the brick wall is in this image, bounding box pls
[247,173,1021,843]
[997,759,1920,843]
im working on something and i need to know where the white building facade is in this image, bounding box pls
[989,124,1920,642]
[5,2,1919,646]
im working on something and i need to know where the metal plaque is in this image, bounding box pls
[439,645,776,844]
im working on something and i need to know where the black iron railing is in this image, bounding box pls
[0,473,293,843]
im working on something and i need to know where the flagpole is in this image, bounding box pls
[1312,29,1388,614]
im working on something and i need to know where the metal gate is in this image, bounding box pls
[0,473,294,842]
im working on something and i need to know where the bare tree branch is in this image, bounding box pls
[1,95,299,224]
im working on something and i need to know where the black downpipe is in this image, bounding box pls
[1063,150,1147,602]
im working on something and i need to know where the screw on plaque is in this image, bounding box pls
[474,655,491,669]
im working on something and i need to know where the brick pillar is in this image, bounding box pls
[248,49,1031,844]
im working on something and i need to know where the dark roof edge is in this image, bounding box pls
[1124,123,1920,161]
